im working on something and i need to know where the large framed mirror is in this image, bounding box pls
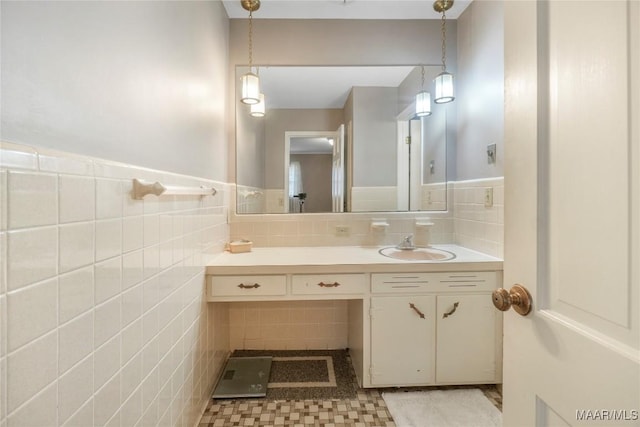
[235,65,450,214]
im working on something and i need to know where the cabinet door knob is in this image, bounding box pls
[317,282,341,288]
[409,303,426,319]
[442,301,460,319]
[492,284,532,316]
[238,283,261,289]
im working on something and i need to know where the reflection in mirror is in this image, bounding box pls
[235,65,449,214]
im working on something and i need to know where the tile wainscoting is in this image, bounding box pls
[0,142,231,427]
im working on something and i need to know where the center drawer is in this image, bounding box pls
[292,274,366,295]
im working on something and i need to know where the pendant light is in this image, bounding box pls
[250,93,266,117]
[240,0,261,105]
[433,0,455,104]
[415,66,432,117]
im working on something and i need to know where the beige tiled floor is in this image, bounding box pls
[199,385,502,426]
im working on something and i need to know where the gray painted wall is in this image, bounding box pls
[455,0,504,180]
[352,87,398,187]
[1,1,229,181]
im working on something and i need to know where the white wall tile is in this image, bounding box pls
[1,171,7,232]
[94,257,122,304]
[59,175,95,224]
[96,179,123,220]
[7,171,57,229]
[121,353,142,402]
[122,318,143,364]
[143,215,160,247]
[122,284,143,327]
[61,398,93,427]
[38,151,94,176]
[7,278,57,352]
[59,222,94,273]
[94,335,120,392]
[6,382,57,427]
[142,367,159,412]
[59,267,94,324]
[7,227,58,291]
[95,219,122,262]
[7,332,57,413]
[0,145,38,171]
[94,297,121,348]
[120,387,142,427]
[59,310,93,374]
[58,355,93,425]
[123,216,144,253]
[3,144,229,427]
[122,250,143,290]
[0,294,6,357]
[143,245,160,280]
[94,375,121,427]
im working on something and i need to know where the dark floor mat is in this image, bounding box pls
[224,349,358,400]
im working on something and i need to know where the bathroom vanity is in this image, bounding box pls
[205,245,503,388]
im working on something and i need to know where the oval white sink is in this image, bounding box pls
[378,246,456,261]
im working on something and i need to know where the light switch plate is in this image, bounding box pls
[487,143,497,164]
[484,187,494,207]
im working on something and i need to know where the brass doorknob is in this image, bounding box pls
[492,284,532,316]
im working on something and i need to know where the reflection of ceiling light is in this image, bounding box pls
[250,93,266,117]
[240,0,261,105]
[433,0,455,104]
[415,66,432,117]
[327,138,334,146]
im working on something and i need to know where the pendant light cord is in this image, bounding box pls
[248,8,254,72]
[440,6,447,72]
[421,65,425,89]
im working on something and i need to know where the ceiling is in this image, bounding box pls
[222,0,472,20]
[251,65,416,109]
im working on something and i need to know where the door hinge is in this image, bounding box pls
[405,136,411,145]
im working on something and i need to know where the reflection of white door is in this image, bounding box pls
[397,104,423,211]
[503,1,639,425]
[332,124,345,212]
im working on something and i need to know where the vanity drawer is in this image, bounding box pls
[372,272,498,294]
[371,273,433,293]
[209,275,286,297]
[292,274,366,295]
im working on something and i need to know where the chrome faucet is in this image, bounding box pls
[396,234,416,250]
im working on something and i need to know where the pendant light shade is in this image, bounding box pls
[241,72,260,105]
[250,93,266,117]
[415,90,432,117]
[433,71,455,104]
[240,0,261,106]
[433,0,455,104]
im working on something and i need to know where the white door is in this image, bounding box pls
[503,1,639,426]
[332,124,345,212]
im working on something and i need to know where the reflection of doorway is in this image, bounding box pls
[284,128,344,213]
[396,105,422,211]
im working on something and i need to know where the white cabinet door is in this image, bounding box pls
[436,294,498,384]
[370,295,435,386]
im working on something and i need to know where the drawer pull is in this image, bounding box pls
[409,303,426,319]
[442,302,460,319]
[317,281,341,288]
[238,283,261,289]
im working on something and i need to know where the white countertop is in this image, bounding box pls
[205,245,503,275]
